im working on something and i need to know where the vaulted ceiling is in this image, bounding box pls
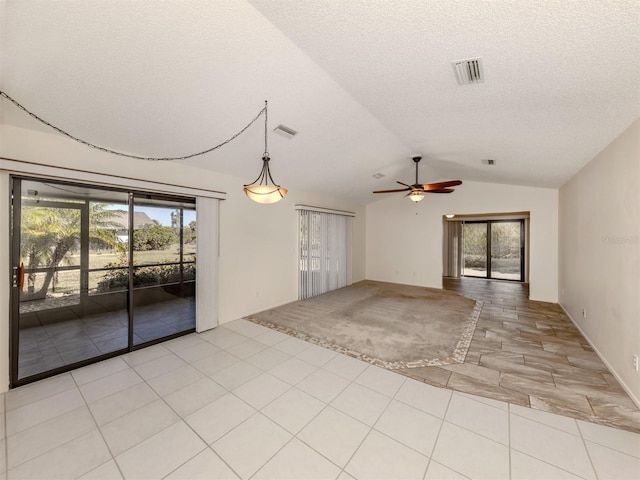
[1,1,638,204]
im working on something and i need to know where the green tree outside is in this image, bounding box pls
[20,203,125,299]
[133,221,178,251]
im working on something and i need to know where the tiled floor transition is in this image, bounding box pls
[1,317,639,479]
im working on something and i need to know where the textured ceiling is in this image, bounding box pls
[1,0,639,204]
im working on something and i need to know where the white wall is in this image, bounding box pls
[0,125,365,392]
[559,118,640,405]
[217,182,366,322]
[366,180,558,302]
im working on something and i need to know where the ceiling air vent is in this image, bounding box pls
[481,159,496,166]
[452,58,484,85]
[273,124,297,139]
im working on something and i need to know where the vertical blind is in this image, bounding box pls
[297,209,352,300]
[195,196,219,332]
[443,220,463,278]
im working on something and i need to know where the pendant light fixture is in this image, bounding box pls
[243,100,288,204]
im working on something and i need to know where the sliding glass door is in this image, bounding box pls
[490,221,523,280]
[10,177,196,386]
[462,222,488,277]
[132,196,196,345]
[462,220,524,281]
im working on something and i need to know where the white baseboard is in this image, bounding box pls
[560,303,640,410]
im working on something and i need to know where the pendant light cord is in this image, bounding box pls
[263,100,269,157]
[0,90,266,162]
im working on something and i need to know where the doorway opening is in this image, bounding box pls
[443,213,529,283]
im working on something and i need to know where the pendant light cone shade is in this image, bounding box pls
[244,101,288,204]
[408,191,425,202]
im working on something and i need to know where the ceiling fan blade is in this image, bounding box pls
[422,180,462,190]
[372,188,411,194]
[396,181,411,187]
[425,188,454,194]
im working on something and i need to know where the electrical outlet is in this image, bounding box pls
[633,355,639,372]
[582,309,587,318]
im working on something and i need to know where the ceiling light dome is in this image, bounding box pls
[408,191,424,202]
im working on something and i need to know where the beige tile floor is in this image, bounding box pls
[2,318,639,479]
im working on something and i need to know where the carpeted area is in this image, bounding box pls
[246,280,482,370]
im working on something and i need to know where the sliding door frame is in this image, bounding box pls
[9,176,198,388]
[462,219,525,282]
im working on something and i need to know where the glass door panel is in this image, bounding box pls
[490,222,523,281]
[462,220,524,282]
[462,222,487,277]
[14,180,130,382]
[131,197,196,345]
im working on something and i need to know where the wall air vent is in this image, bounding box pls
[452,58,484,85]
[273,124,298,139]
[481,159,496,166]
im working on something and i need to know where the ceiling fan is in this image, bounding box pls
[373,156,462,202]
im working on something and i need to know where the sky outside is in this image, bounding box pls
[105,205,195,226]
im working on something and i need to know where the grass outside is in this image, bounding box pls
[23,243,196,297]
[464,255,520,274]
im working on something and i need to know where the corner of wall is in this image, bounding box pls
[559,302,640,409]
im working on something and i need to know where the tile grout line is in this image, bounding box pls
[576,419,601,480]
[8,368,134,477]
[510,410,609,479]
[102,329,261,479]
[161,330,313,479]
[70,367,127,480]
[422,384,454,479]
[78,348,214,478]
[4,398,96,471]
[292,367,405,479]
[297,362,368,477]
[507,402,512,480]
[143,338,245,480]
[286,370,357,475]
[219,365,339,478]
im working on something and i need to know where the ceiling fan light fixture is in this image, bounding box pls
[408,191,425,202]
